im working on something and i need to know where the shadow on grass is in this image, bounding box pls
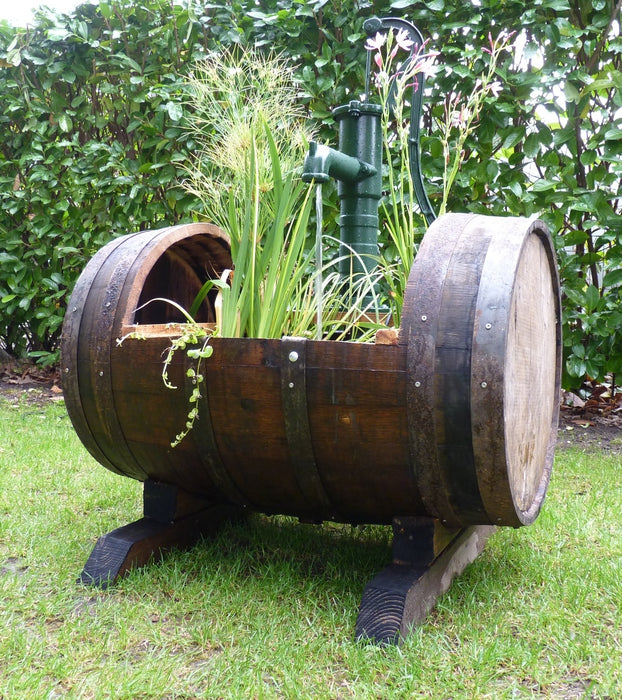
[102,511,395,603]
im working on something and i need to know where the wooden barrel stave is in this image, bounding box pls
[196,338,418,524]
[400,213,473,525]
[77,229,162,481]
[61,232,140,477]
[68,229,157,479]
[303,341,418,522]
[433,219,493,522]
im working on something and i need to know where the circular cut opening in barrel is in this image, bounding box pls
[134,233,232,325]
[61,223,232,486]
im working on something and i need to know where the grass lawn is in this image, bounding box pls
[0,392,620,699]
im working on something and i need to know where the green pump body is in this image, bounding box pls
[302,100,383,286]
[333,101,382,281]
[301,16,435,301]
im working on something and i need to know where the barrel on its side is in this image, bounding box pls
[61,214,561,528]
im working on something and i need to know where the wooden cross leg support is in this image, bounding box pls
[79,480,242,588]
[355,517,495,645]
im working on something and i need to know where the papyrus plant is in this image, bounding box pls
[183,47,319,339]
[183,46,383,341]
[155,48,380,444]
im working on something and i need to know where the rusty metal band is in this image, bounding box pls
[280,337,332,514]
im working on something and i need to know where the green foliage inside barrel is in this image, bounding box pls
[61,214,561,528]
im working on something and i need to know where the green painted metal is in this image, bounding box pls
[332,101,383,281]
[302,101,382,284]
[301,141,377,185]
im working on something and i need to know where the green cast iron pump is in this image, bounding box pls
[302,101,383,285]
[302,16,436,289]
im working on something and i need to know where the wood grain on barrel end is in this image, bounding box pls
[471,218,561,526]
[504,229,559,516]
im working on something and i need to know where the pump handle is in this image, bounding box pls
[363,16,436,224]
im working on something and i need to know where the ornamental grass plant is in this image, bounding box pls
[140,47,384,445]
[182,48,318,340]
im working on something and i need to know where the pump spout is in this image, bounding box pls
[302,142,377,184]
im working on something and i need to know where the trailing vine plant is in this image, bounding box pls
[116,292,224,447]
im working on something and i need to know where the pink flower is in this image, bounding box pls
[482,29,516,55]
[413,51,440,77]
[365,32,386,52]
[408,41,439,77]
[488,80,503,97]
[394,29,414,52]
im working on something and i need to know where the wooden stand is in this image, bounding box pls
[355,517,495,645]
[81,487,493,641]
[79,480,242,588]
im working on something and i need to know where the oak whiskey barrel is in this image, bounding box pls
[61,214,561,528]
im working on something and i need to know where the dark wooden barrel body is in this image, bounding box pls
[61,214,561,528]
